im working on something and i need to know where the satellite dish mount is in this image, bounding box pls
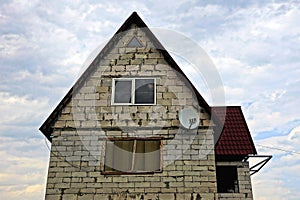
[179,107,200,130]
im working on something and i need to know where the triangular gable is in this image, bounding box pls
[39,12,211,141]
[213,106,257,160]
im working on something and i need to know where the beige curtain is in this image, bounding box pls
[105,140,160,172]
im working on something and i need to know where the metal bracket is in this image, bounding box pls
[244,155,272,176]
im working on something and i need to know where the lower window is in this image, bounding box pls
[216,166,239,193]
[103,139,161,174]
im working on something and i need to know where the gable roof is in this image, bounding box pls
[213,106,257,159]
[39,12,211,141]
[39,13,258,160]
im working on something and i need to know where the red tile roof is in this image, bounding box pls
[213,106,257,157]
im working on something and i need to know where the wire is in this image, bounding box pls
[44,138,51,151]
[256,144,300,155]
[44,138,83,170]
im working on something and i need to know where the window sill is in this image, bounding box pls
[101,170,162,175]
[111,103,156,106]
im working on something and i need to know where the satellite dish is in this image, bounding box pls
[178,107,199,129]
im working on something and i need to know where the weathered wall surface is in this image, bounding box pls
[45,24,216,200]
[46,130,216,200]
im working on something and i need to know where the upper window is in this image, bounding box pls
[103,139,162,174]
[112,78,156,105]
[216,166,239,193]
[126,36,143,47]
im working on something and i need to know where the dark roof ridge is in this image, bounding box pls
[212,105,241,108]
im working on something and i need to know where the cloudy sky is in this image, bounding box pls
[1,0,300,199]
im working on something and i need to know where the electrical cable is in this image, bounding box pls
[256,144,300,155]
[44,138,84,170]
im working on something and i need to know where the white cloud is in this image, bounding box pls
[0,92,51,127]
[252,126,300,200]
[256,126,300,156]
[186,1,300,138]
[0,34,34,58]
[0,137,49,200]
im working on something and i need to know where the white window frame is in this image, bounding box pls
[111,78,156,105]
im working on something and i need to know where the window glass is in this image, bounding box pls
[135,79,155,104]
[216,166,239,193]
[112,78,155,105]
[104,139,161,173]
[144,140,161,171]
[113,140,134,172]
[134,140,145,171]
[114,80,132,103]
[127,37,143,47]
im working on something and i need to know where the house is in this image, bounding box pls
[40,12,262,200]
